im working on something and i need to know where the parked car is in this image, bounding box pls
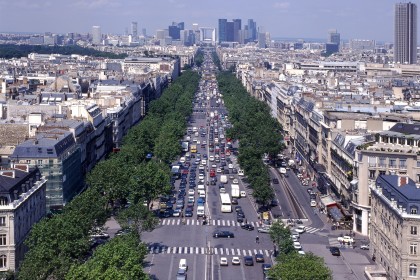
[258,227,271,233]
[293,242,302,250]
[360,244,370,250]
[294,225,306,233]
[220,257,228,266]
[262,263,272,273]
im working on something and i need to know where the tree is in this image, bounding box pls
[268,253,333,280]
[66,233,149,280]
[269,221,295,257]
[116,203,159,235]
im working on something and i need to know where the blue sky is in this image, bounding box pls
[0,0,398,41]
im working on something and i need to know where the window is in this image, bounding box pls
[411,226,418,235]
[379,171,386,175]
[412,208,418,215]
[389,159,396,168]
[410,243,418,255]
[379,157,386,167]
[0,235,5,246]
[417,174,420,183]
[0,255,6,268]
[369,170,376,179]
[409,263,417,277]
[0,217,5,226]
[0,197,7,206]
[417,161,420,168]
[400,159,407,169]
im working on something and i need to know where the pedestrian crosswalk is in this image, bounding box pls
[160,218,264,227]
[306,226,321,234]
[148,245,272,257]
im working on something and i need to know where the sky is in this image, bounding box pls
[0,0,402,42]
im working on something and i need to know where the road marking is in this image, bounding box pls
[185,247,188,254]
[254,249,258,255]
[177,219,180,225]
[259,249,263,255]
[212,220,216,226]
[265,250,269,257]
[196,247,199,254]
[178,247,182,254]
[201,247,205,254]
[237,248,240,255]
[226,248,229,255]
[226,220,230,226]
[215,248,218,254]
[172,219,176,225]
[187,219,190,225]
[217,220,221,226]
[248,250,252,256]
[231,248,235,255]
[222,220,225,226]
[167,254,175,280]
[242,249,246,256]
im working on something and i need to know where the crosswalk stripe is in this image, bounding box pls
[259,249,263,255]
[212,220,216,226]
[190,247,193,254]
[172,219,176,225]
[187,219,190,225]
[248,250,252,256]
[215,248,218,254]
[177,219,181,225]
[220,248,224,255]
[222,220,225,226]
[178,247,182,253]
[253,249,258,255]
[201,247,205,254]
[227,220,230,226]
[265,250,269,257]
[185,247,188,254]
[242,249,246,256]
[237,249,241,255]
[195,247,199,254]
[226,248,229,255]
[217,220,221,226]
[231,248,235,255]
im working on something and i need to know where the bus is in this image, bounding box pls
[220,193,232,213]
[171,165,181,180]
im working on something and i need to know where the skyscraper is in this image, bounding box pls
[218,19,227,43]
[328,29,340,46]
[92,26,101,45]
[131,22,138,37]
[247,19,257,41]
[394,2,417,64]
[233,19,241,42]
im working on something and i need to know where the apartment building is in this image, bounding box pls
[370,175,420,279]
[0,165,46,271]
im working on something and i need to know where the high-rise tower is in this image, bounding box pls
[394,2,417,64]
[131,22,138,37]
[92,26,101,45]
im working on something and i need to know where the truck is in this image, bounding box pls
[231,184,240,198]
[220,175,228,184]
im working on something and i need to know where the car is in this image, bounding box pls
[235,206,242,212]
[232,178,239,184]
[213,231,234,238]
[291,236,299,242]
[293,242,302,250]
[330,246,341,256]
[185,209,193,217]
[237,211,245,218]
[173,208,182,217]
[257,227,271,233]
[244,256,254,266]
[176,268,187,280]
[220,257,228,266]
[272,178,279,184]
[337,235,354,244]
[236,216,244,223]
[298,250,305,255]
[360,244,370,250]
[291,232,300,239]
[240,224,255,231]
[232,256,241,265]
[188,189,195,195]
[231,198,238,205]
[294,226,306,234]
[262,263,272,273]
[255,253,264,263]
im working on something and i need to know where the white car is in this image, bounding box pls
[295,226,306,234]
[232,256,241,265]
[217,168,222,173]
[291,233,300,239]
[197,140,201,144]
[293,242,302,250]
[232,179,239,184]
[220,257,228,266]
[212,164,217,168]
[337,236,354,244]
[257,227,271,233]
[228,163,234,169]
[298,250,305,255]
[188,189,195,195]
[292,236,299,242]
[209,156,215,162]
[199,174,205,180]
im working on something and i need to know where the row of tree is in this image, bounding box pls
[0,44,127,59]
[16,70,200,280]
[268,221,333,279]
[216,71,284,206]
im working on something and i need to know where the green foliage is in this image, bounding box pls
[0,44,127,59]
[116,203,159,235]
[268,253,333,280]
[212,51,222,71]
[66,233,149,280]
[194,48,204,67]
[269,221,294,257]
[217,72,283,205]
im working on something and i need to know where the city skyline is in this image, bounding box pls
[0,0,403,42]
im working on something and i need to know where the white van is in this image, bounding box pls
[179,259,188,271]
[240,191,247,197]
[201,159,207,165]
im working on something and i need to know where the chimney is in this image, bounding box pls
[14,164,29,172]
[398,176,408,187]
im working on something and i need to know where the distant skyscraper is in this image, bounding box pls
[394,2,417,64]
[131,22,138,37]
[233,19,241,42]
[142,28,147,36]
[247,19,257,41]
[92,26,101,45]
[328,29,340,46]
[218,19,227,43]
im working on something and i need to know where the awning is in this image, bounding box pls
[328,205,344,222]
[320,195,337,207]
[350,179,358,185]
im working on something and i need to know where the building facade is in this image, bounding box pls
[370,175,420,279]
[0,165,46,271]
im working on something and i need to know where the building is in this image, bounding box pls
[218,19,227,43]
[370,175,420,279]
[394,2,417,64]
[233,19,241,43]
[247,19,257,42]
[350,39,376,51]
[131,22,138,38]
[92,26,102,45]
[11,131,82,211]
[0,165,46,272]
[328,29,341,46]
